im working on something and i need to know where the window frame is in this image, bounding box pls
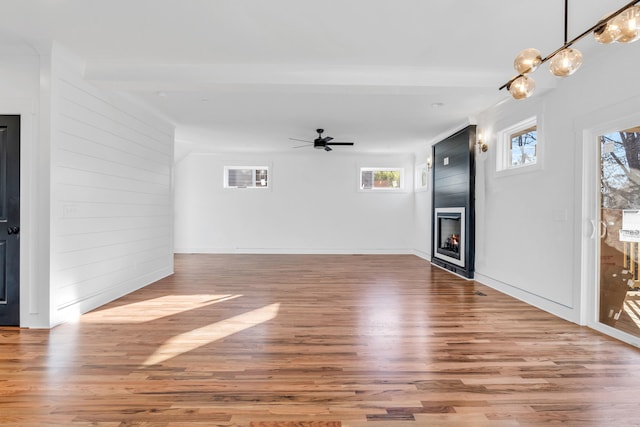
[358,167,405,192]
[496,116,542,176]
[223,165,270,189]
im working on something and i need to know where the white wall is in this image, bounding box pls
[48,45,175,326]
[473,43,640,324]
[175,151,416,253]
[4,32,631,332]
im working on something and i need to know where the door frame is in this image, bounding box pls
[0,115,21,325]
[0,100,36,327]
[577,98,640,347]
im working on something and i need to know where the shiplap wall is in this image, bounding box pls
[49,46,174,325]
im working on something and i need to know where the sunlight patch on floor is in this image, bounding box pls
[624,298,640,330]
[81,294,242,323]
[143,302,281,366]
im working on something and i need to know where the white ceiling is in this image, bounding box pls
[0,0,628,153]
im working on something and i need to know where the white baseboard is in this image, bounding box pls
[474,272,579,324]
[412,248,431,261]
[50,267,174,328]
[174,247,418,255]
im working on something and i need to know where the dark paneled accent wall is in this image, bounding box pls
[431,125,476,278]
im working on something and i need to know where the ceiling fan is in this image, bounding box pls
[289,129,355,151]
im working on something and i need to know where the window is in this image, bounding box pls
[224,166,269,188]
[360,167,404,190]
[497,117,539,173]
[509,125,537,167]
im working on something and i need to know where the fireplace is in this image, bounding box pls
[431,125,475,278]
[434,207,465,268]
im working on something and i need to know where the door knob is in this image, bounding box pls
[7,226,19,235]
[599,221,607,238]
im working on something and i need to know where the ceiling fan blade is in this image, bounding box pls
[293,144,312,148]
[296,130,354,150]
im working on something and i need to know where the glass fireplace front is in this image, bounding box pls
[434,207,465,267]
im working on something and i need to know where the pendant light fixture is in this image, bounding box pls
[501,0,640,99]
[513,48,542,74]
[616,5,640,42]
[509,75,536,100]
[594,13,622,43]
[549,48,583,77]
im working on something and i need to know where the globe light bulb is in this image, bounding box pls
[549,48,583,77]
[594,14,621,44]
[614,6,640,43]
[508,75,535,100]
[513,48,542,74]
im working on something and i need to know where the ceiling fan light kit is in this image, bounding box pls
[501,0,640,100]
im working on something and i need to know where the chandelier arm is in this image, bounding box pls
[564,0,569,44]
[499,0,640,92]
[499,75,521,91]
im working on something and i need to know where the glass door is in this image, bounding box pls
[598,127,640,336]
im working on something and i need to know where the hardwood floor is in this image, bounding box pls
[2,254,640,426]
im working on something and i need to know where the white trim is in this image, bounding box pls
[51,267,172,328]
[174,247,417,255]
[574,96,640,341]
[0,99,41,328]
[496,116,541,176]
[475,272,579,323]
[412,248,431,261]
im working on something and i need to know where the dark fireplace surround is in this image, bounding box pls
[431,126,475,279]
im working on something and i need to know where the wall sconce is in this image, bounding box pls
[426,157,433,169]
[500,0,640,99]
[476,132,488,153]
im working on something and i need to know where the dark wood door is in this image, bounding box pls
[0,116,20,325]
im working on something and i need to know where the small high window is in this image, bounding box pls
[497,117,539,173]
[509,125,537,167]
[360,167,404,190]
[224,166,269,188]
